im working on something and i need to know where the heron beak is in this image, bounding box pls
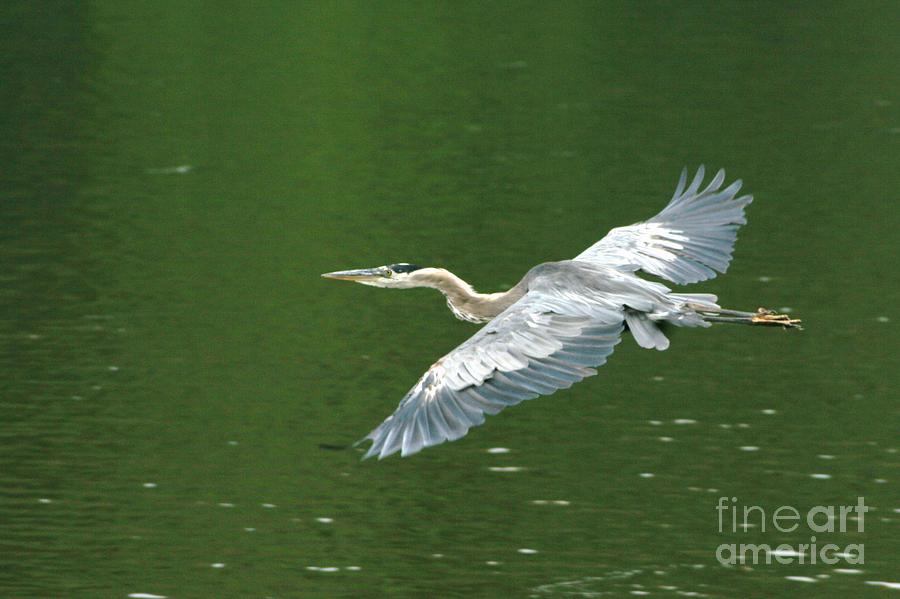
[321,267,388,283]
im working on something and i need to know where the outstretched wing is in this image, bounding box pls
[575,166,752,285]
[361,288,626,459]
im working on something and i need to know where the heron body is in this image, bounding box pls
[322,167,800,459]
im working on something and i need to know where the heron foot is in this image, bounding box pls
[751,308,803,329]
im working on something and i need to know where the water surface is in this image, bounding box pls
[2,2,898,597]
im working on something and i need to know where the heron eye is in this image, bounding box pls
[384,269,394,278]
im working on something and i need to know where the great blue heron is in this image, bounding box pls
[323,167,800,459]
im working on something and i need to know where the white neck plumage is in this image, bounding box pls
[407,268,524,322]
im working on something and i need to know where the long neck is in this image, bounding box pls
[417,268,526,323]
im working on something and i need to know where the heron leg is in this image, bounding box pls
[713,308,759,318]
[701,307,802,329]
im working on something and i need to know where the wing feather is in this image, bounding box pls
[574,166,752,284]
[360,291,626,459]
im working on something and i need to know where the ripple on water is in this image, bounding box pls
[128,594,167,598]
[531,565,712,597]
[865,581,900,589]
[486,447,510,454]
[489,466,525,472]
[146,164,193,174]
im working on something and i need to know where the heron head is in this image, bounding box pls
[321,263,425,288]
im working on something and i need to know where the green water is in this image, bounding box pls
[2,2,898,597]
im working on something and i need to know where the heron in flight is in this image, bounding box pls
[323,167,800,459]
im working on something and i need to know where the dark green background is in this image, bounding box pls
[2,2,897,597]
